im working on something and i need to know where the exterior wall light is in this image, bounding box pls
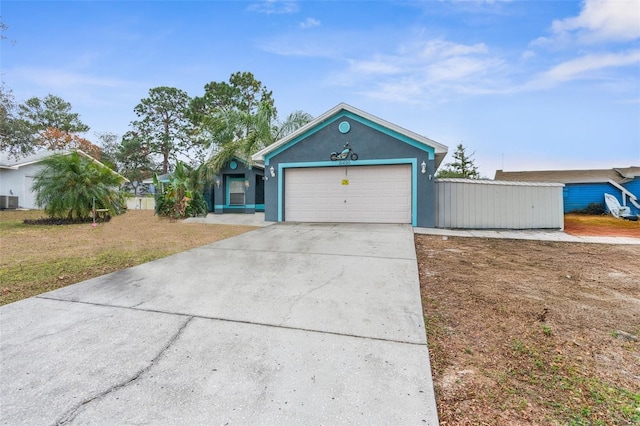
[421,161,427,174]
[270,166,276,178]
[244,179,250,188]
[215,178,221,188]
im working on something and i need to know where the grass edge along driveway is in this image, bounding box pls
[0,210,257,306]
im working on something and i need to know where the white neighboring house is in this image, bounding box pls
[0,150,127,209]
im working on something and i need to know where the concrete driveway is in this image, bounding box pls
[0,223,438,425]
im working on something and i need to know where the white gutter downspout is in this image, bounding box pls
[608,179,640,209]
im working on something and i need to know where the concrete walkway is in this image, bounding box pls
[414,227,640,245]
[0,223,438,425]
[185,212,273,227]
[187,213,639,245]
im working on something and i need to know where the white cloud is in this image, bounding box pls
[259,37,337,57]
[339,38,504,102]
[541,50,640,82]
[425,55,499,82]
[247,0,299,15]
[521,50,536,60]
[517,1,640,95]
[344,35,638,101]
[420,40,488,58]
[348,57,402,75]
[14,67,131,90]
[261,7,637,105]
[361,80,426,104]
[513,49,640,92]
[546,0,640,44]
[258,30,363,58]
[6,66,143,110]
[299,18,320,29]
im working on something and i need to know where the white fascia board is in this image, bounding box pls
[74,150,130,183]
[608,179,637,200]
[608,179,640,208]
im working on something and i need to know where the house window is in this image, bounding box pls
[228,179,245,205]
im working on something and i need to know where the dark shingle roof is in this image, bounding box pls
[494,167,640,184]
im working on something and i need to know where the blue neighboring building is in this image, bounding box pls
[495,167,640,216]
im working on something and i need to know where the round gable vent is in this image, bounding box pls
[338,121,351,134]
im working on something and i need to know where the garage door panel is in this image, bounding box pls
[285,165,412,224]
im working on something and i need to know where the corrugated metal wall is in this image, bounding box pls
[434,179,564,229]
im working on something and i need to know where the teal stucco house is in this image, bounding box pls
[250,103,448,228]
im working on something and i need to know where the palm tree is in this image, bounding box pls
[273,110,313,140]
[203,103,312,174]
[32,152,126,220]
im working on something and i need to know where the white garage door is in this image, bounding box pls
[284,164,412,223]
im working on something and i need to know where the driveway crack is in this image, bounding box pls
[280,268,345,325]
[53,316,193,426]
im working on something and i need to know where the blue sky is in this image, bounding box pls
[2,0,639,176]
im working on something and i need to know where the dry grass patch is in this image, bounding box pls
[0,210,257,305]
[565,214,640,238]
[417,235,640,425]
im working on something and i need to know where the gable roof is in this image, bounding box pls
[0,149,129,182]
[494,167,640,184]
[0,150,67,169]
[252,103,449,167]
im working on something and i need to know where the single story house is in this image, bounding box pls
[0,150,127,209]
[495,167,640,215]
[249,103,448,228]
[206,104,564,230]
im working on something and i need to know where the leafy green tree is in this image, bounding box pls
[117,131,158,195]
[1,19,8,40]
[154,161,207,219]
[2,92,91,158]
[192,71,275,118]
[95,131,120,170]
[132,86,202,174]
[1,18,16,44]
[32,152,126,220]
[192,72,312,173]
[191,72,276,155]
[0,85,36,158]
[18,94,89,134]
[436,143,480,179]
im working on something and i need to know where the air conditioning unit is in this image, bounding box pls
[0,195,19,209]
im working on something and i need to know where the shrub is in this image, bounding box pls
[154,161,207,220]
[573,202,606,215]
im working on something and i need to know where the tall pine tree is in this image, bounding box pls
[436,143,480,179]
